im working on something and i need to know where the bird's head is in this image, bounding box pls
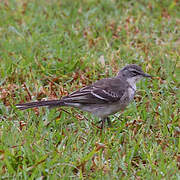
[117,64,152,84]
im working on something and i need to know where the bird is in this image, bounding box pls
[16,64,152,128]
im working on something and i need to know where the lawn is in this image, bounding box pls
[0,0,179,179]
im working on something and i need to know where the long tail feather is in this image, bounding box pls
[15,100,65,110]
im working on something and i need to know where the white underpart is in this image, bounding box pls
[126,75,143,101]
[127,75,143,88]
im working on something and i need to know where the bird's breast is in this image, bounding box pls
[128,87,136,101]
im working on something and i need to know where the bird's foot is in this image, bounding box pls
[97,117,112,129]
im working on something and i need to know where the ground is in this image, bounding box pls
[0,0,179,179]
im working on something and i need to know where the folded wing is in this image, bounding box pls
[62,78,126,105]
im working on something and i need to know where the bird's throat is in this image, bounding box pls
[126,78,137,91]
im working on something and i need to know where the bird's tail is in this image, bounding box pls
[15,100,65,110]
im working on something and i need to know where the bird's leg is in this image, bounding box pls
[97,117,111,129]
[107,117,112,127]
[100,118,106,129]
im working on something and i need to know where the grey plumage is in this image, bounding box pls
[16,64,151,128]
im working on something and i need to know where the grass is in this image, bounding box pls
[0,0,179,179]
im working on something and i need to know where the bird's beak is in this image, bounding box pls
[142,73,152,78]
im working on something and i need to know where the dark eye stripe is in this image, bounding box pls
[131,71,138,75]
[132,70,141,74]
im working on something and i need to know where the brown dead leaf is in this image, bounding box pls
[19,121,27,131]
[0,150,5,161]
[23,83,32,101]
[21,2,28,14]
[73,161,87,175]
[88,39,95,48]
[95,142,105,151]
[162,8,170,19]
